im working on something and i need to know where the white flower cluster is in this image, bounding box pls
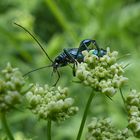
[86,117,130,140]
[26,84,79,122]
[76,48,128,96]
[126,89,140,138]
[0,63,25,112]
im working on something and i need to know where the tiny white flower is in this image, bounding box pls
[76,48,128,97]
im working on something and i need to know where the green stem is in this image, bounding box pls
[44,0,77,42]
[119,88,127,114]
[76,90,95,140]
[119,88,126,105]
[47,119,52,140]
[1,112,14,140]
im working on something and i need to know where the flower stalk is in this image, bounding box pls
[76,90,95,140]
[1,112,14,140]
[47,119,52,140]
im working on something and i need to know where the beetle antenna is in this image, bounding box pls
[14,22,53,63]
[23,64,52,77]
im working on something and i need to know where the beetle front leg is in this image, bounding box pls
[52,69,60,86]
[91,40,100,52]
[63,49,77,76]
[63,49,77,63]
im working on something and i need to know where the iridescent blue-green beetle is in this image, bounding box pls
[14,23,106,85]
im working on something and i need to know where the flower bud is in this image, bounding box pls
[86,117,130,140]
[126,89,140,138]
[26,84,78,122]
[76,48,128,97]
[0,63,25,112]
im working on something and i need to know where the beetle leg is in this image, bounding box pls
[63,49,78,76]
[73,40,91,76]
[53,69,60,86]
[91,40,100,52]
[75,42,88,59]
[73,64,76,76]
[63,49,77,63]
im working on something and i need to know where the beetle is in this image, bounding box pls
[14,23,106,86]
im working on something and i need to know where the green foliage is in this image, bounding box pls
[0,0,140,140]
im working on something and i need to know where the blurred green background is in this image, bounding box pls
[0,0,140,139]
